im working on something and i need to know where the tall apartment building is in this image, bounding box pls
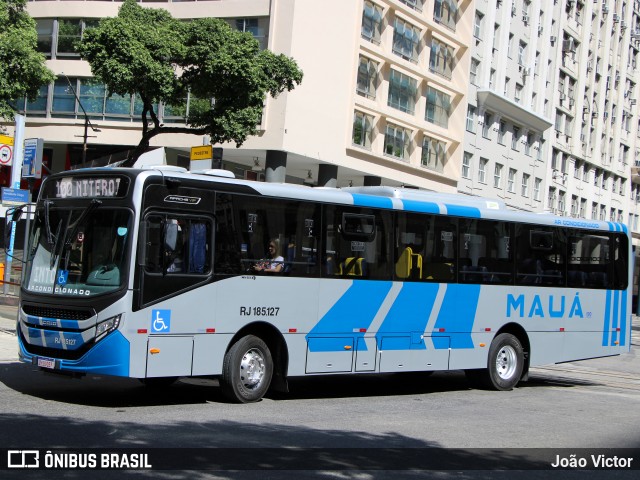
[461,0,640,259]
[1,0,472,193]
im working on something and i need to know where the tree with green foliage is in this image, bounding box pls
[0,0,55,125]
[78,0,303,166]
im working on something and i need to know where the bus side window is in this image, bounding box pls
[326,207,391,280]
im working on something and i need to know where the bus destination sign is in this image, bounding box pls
[45,176,130,199]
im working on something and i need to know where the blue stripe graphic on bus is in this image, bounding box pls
[433,284,481,349]
[27,315,81,330]
[602,290,612,346]
[351,194,393,209]
[307,281,393,351]
[611,290,620,345]
[400,199,440,214]
[445,205,481,218]
[376,283,440,350]
[26,327,87,350]
[620,289,627,346]
[23,331,130,376]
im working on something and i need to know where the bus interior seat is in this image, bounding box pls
[395,247,423,280]
[478,257,512,283]
[568,270,588,287]
[460,261,488,283]
[424,261,454,281]
[338,257,366,277]
[282,243,296,274]
[588,271,608,288]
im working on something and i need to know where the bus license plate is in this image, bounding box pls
[37,357,56,369]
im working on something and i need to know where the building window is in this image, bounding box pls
[570,195,578,217]
[384,123,411,160]
[533,177,541,201]
[470,58,479,85]
[421,135,446,172]
[518,41,527,67]
[357,56,378,99]
[493,163,503,189]
[36,19,54,58]
[52,77,77,116]
[498,120,506,144]
[521,173,530,197]
[400,0,424,11]
[234,18,268,49]
[388,70,418,114]
[482,112,492,138]
[474,11,483,39]
[352,111,373,149]
[433,0,458,31]
[362,1,383,44]
[525,132,533,156]
[425,87,451,128]
[430,38,454,79]
[515,84,522,104]
[478,157,488,183]
[462,152,472,179]
[36,18,98,60]
[393,18,420,63]
[558,191,566,214]
[512,126,520,150]
[466,105,476,132]
[507,168,516,193]
[548,187,557,211]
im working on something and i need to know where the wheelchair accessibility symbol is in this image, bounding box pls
[151,310,171,333]
[57,270,68,286]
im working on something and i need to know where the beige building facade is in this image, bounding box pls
[3,0,472,191]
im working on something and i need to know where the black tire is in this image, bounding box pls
[220,335,273,403]
[466,333,524,391]
[139,376,178,388]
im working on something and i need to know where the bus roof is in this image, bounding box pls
[57,167,628,235]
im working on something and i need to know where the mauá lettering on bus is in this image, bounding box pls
[506,293,584,319]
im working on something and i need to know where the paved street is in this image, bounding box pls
[0,296,639,479]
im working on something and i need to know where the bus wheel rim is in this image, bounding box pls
[240,348,266,389]
[495,345,518,380]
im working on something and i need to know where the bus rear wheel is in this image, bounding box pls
[220,335,273,403]
[466,333,524,391]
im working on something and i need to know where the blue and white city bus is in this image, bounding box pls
[14,166,632,402]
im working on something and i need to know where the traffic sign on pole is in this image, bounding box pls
[0,134,14,166]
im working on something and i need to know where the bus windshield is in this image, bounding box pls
[23,205,132,297]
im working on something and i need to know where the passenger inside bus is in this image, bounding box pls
[253,238,284,273]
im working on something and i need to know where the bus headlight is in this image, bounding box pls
[95,315,122,341]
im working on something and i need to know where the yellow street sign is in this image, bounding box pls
[190,145,213,161]
[0,135,14,166]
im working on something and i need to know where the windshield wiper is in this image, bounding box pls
[44,200,55,247]
[64,199,102,249]
[60,199,102,270]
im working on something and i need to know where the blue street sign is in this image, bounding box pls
[1,187,29,205]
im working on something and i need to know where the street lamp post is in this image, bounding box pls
[61,73,101,169]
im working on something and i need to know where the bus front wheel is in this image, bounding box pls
[220,335,273,403]
[466,333,524,391]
